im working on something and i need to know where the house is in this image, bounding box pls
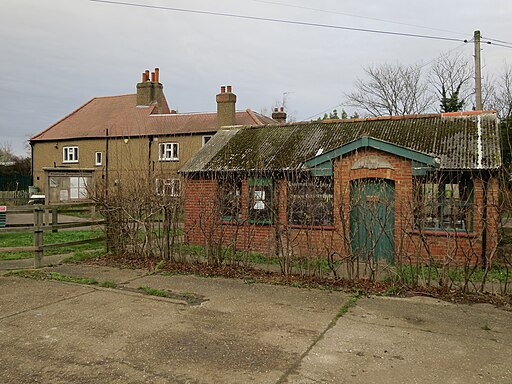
[180,111,502,266]
[30,68,278,204]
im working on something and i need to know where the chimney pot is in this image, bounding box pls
[151,72,156,82]
[221,86,226,93]
[155,67,159,83]
[227,85,232,93]
[145,70,150,82]
[272,106,287,123]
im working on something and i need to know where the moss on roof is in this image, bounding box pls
[181,112,501,172]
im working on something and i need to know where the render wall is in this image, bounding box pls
[32,134,210,197]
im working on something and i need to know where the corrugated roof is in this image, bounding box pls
[181,111,501,172]
[31,94,276,141]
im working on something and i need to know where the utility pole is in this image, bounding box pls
[474,30,483,110]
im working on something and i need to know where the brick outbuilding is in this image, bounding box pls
[180,111,502,266]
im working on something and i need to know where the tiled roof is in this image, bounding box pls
[181,111,501,172]
[31,94,276,141]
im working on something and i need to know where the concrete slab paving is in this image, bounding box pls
[0,265,510,383]
[0,267,349,384]
[284,295,512,384]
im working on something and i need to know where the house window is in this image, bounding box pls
[95,152,103,166]
[287,176,334,226]
[48,173,92,203]
[218,177,242,221]
[248,178,273,224]
[413,174,473,231]
[63,146,79,163]
[202,135,213,146]
[156,178,181,197]
[159,142,179,161]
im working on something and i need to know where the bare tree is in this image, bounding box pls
[430,52,473,112]
[486,64,512,119]
[345,63,434,116]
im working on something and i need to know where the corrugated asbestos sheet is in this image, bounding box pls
[181,112,501,173]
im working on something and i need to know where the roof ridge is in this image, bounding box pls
[245,108,264,125]
[94,93,135,99]
[30,97,99,140]
[441,110,496,117]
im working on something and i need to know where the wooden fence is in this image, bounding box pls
[0,203,105,268]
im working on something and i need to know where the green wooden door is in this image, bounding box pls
[350,179,395,263]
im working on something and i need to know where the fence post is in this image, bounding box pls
[34,206,44,268]
[52,208,58,233]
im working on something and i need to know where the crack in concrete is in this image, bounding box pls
[0,289,95,321]
[275,295,357,384]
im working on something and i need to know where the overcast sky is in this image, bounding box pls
[1,0,511,155]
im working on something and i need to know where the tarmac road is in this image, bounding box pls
[0,264,511,383]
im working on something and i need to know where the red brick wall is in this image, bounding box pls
[183,149,500,266]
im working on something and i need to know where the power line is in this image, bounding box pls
[249,0,467,37]
[488,42,512,50]
[482,36,512,46]
[90,0,464,43]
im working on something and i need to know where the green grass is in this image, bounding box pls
[0,230,105,260]
[138,285,169,297]
[7,270,117,288]
[63,249,107,263]
[336,292,361,318]
[393,264,511,285]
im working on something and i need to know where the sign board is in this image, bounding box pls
[0,206,6,212]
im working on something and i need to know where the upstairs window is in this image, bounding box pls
[63,146,79,163]
[159,142,179,161]
[413,174,474,231]
[95,152,103,166]
[156,178,181,197]
[287,176,334,226]
[218,177,242,221]
[248,178,273,224]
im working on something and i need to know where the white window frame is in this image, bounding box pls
[95,151,103,166]
[156,178,181,197]
[159,142,179,161]
[202,135,213,147]
[63,146,79,163]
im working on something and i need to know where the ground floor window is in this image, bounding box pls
[287,176,334,226]
[47,173,92,203]
[413,173,473,231]
[156,178,181,197]
[248,178,273,224]
[218,176,242,221]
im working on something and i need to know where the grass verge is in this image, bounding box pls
[0,230,105,260]
[7,270,117,288]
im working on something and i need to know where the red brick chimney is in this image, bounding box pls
[216,85,237,127]
[272,106,287,123]
[136,67,165,113]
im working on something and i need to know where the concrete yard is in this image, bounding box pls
[0,264,510,383]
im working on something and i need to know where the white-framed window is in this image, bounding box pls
[63,146,79,163]
[202,135,213,146]
[159,142,179,161]
[156,178,181,197]
[95,152,103,166]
